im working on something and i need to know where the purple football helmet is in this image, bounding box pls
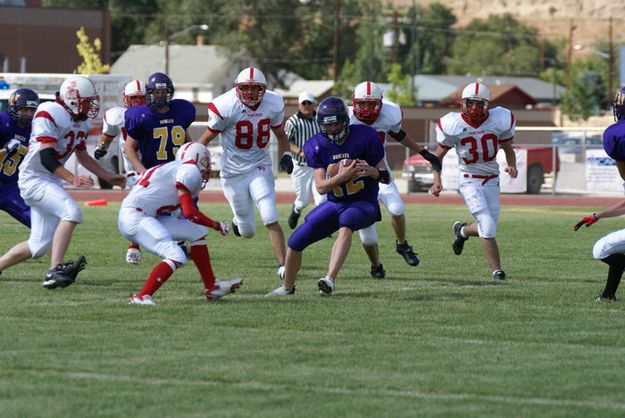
[8,88,39,126]
[316,96,350,143]
[146,72,174,108]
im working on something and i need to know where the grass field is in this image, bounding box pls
[1,201,625,417]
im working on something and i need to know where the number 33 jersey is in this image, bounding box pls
[436,107,515,176]
[207,89,285,177]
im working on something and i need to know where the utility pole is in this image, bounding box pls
[391,9,398,64]
[565,20,576,89]
[608,16,614,100]
[332,0,341,83]
[410,0,418,102]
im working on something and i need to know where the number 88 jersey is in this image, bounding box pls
[436,106,516,176]
[207,88,285,177]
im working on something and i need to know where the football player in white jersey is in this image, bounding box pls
[349,81,442,279]
[94,79,147,189]
[198,67,301,277]
[94,80,147,265]
[0,76,126,289]
[431,82,517,281]
[120,143,241,305]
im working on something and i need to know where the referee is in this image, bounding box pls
[285,92,326,229]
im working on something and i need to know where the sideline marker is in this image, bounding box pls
[84,199,108,207]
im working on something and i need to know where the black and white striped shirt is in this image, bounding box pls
[285,111,321,165]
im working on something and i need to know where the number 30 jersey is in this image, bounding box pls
[207,89,285,177]
[125,99,196,169]
[19,101,91,185]
[436,107,515,176]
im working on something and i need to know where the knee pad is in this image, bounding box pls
[358,224,378,246]
[237,221,256,238]
[61,199,83,224]
[29,237,52,259]
[257,195,279,226]
[167,244,188,265]
[475,211,497,238]
[383,196,405,217]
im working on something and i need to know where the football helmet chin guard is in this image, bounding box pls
[235,67,266,108]
[8,88,39,126]
[460,82,490,125]
[352,81,383,124]
[613,87,625,121]
[316,96,350,144]
[123,80,147,108]
[58,76,100,121]
[176,142,211,189]
[146,72,174,108]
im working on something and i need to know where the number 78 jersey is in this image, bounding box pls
[436,106,516,176]
[207,89,285,177]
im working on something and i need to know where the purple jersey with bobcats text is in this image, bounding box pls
[0,111,31,185]
[125,99,196,169]
[0,111,32,227]
[304,124,384,204]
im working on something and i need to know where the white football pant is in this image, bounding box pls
[458,177,500,238]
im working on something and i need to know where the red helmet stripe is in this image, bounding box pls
[250,67,254,79]
[474,83,479,95]
[135,80,141,91]
[366,81,371,95]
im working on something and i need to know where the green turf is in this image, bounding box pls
[1,201,624,418]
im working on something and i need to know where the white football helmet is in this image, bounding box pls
[352,81,383,123]
[176,142,211,188]
[58,76,100,121]
[123,80,147,108]
[235,67,266,108]
[461,82,490,124]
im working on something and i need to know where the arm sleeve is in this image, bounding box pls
[179,192,217,228]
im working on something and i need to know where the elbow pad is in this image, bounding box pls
[40,147,62,173]
[390,129,406,142]
[377,169,391,184]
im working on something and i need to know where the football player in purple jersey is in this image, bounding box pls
[124,72,196,173]
[0,88,39,227]
[574,87,625,302]
[266,96,387,297]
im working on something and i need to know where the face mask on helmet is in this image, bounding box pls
[146,72,174,108]
[613,88,625,122]
[352,81,383,124]
[58,76,100,121]
[9,88,39,127]
[316,96,350,144]
[460,82,490,125]
[123,80,147,108]
[176,143,211,189]
[235,67,266,108]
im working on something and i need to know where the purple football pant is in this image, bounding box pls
[288,200,381,252]
[0,183,31,228]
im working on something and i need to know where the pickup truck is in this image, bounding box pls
[402,146,559,194]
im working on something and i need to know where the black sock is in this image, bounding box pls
[600,254,625,297]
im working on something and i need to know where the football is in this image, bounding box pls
[328,159,355,177]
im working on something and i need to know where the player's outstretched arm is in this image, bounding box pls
[575,200,625,231]
[75,149,126,188]
[124,136,147,174]
[178,190,228,235]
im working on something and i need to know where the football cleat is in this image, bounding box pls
[277,265,286,280]
[370,263,386,279]
[288,206,301,230]
[594,294,617,303]
[396,241,420,266]
[129,294,155,305]
[126,247,142,264]
[452,221,468,256]
[206,278,243,301]
[232,219,241,237]
[492,270,507,282]
[265,285,296,297]
[317,277,334,295]
[43,256,87,289]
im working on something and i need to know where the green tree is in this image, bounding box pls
[561,60,608,121]
[75,27,110,74]
[386,63,414,105]
[448,14,541,76]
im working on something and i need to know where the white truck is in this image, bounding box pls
[0,73,132,188]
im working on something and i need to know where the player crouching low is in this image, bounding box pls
[118,143,241,305]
